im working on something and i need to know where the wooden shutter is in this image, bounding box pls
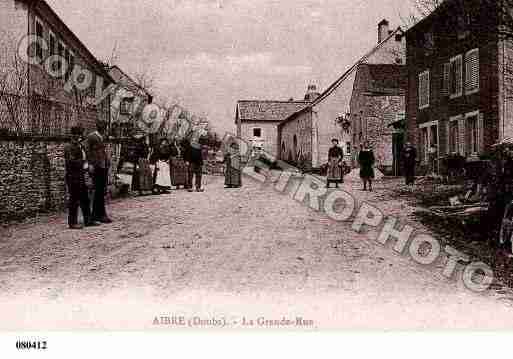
[455,56,463,96]
[458,117,466,155]
[478,113,484,153]
[445,120,451,154]
[465,49,479,93]
[419,71,430,109]
[442,63,450,96]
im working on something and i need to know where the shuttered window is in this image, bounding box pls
[465,49,479,94]
[450,55,463,98]
[418,70,430,109]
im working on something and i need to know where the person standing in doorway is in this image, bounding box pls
[64,126,99,229]
[86,120,113,223]
[358,141,375,191]
[326,139,344,188]
[403,142,417,186]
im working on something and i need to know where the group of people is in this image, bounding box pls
[64,121,112,230]
[326,139,419,191]
[326,138,375,191]
[126,137,243,194]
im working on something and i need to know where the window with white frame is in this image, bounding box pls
[450,55,463,98]
[253,128,262,137]
[465,49,479,95]
[418,70,430,109]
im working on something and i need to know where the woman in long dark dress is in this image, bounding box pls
[224,142,242,188]
[326,139,344,188]
[169,139,188,189]
[358,141,375,191]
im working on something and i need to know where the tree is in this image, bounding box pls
[405,0,513,40]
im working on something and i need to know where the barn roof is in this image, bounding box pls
[236,100,310,123]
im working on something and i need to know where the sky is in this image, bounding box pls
[46,0,413,133]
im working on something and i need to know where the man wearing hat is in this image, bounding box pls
[86,120,113,223]
[64,126,98,229]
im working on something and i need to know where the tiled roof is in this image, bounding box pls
[237,100,309,122]
[365,64,407,92]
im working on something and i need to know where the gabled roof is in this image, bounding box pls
[361,63,407,94]
[280,26,404,125]
[236,100,310,123]
[108,65,153,100]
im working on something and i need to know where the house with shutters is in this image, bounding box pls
[405,0,513,173]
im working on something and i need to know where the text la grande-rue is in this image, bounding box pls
[241,317,314,327]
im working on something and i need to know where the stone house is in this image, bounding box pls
[235,98,310,158]
[349,64,407,175]
[278,20,405,171]
[405,0,513,173]
[0,0,114,136]
[108,65,153,138]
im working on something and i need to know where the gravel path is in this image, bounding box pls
[1,174,513,330]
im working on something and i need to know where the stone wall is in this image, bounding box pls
[0,138,120,222]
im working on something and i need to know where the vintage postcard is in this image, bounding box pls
[1,0,513,355]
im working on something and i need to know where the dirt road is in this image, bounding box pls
[1,174,513,330]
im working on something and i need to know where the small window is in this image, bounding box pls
[120,97,134,115]
[253,128,262,137]
[450,55,463,98]
[418,70,430,109]
[346,142,351,154]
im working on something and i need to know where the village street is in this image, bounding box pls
[1,173,513,330]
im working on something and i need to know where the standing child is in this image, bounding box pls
[358,141,375,191]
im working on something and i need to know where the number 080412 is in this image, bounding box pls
[16,341,47,350]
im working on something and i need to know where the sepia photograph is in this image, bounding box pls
[1,0,513,355]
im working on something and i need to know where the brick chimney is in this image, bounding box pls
[304,84,320,102]
[378,19,390,44]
